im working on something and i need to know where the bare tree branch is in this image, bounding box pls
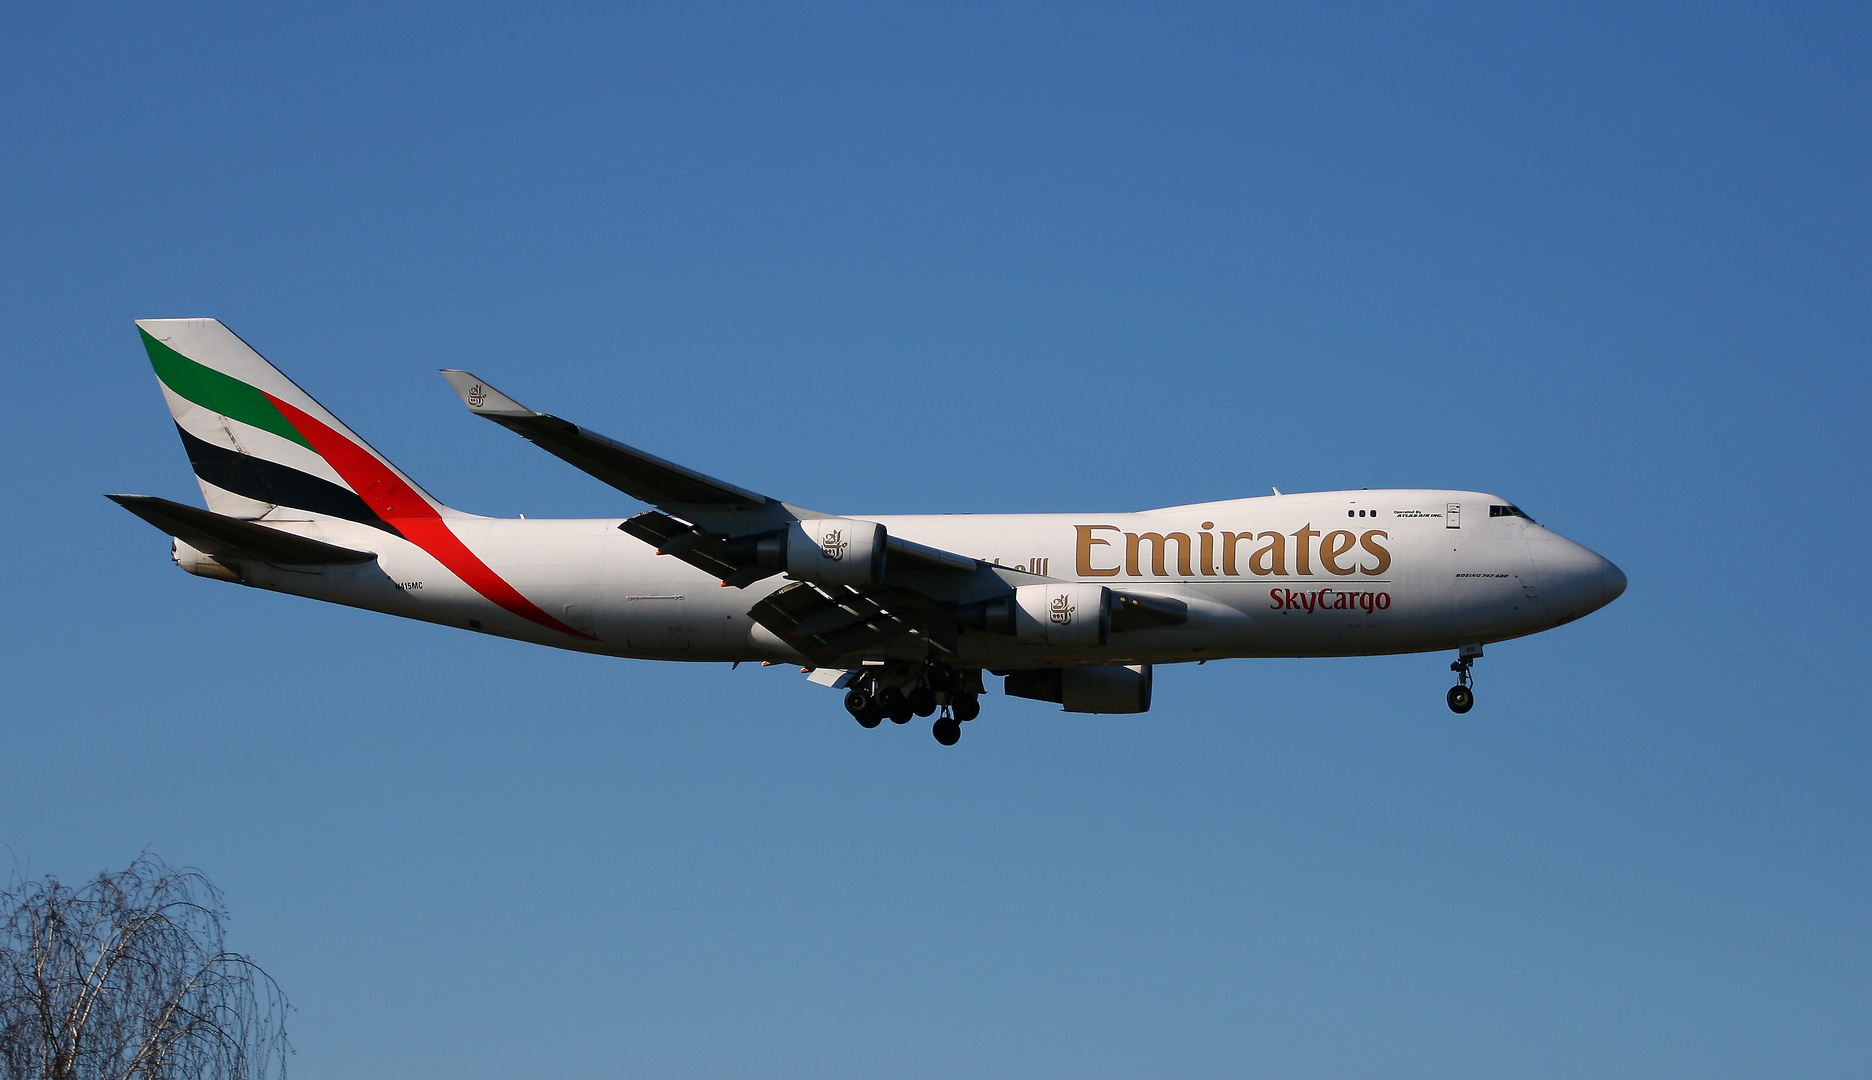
[0,854,289,1080]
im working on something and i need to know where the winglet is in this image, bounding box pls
[440,370,535,418]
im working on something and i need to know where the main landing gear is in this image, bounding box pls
[842,662,982,745]
[1447,643,1482,714]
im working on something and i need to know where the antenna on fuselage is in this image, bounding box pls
[1271,487,1282,496]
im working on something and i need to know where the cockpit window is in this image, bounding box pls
[1490,504,1534,522]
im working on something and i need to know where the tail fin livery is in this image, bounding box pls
[135,319,592,639]
[138,318,451,529]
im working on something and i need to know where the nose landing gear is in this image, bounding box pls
[1447,643,1482,714]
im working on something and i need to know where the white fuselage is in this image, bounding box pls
[218,489,1623,668]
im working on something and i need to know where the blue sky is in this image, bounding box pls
[2,3,1867,1077]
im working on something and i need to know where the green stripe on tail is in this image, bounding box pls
[140,327,312,450]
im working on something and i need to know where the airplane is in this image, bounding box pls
[112,318,1626,745]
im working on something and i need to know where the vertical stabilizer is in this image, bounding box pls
[138,318,451,528]
[133,319,593,639]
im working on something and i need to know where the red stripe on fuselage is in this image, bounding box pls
[264,394,594,639]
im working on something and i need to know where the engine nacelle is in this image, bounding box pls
[956,583,1113,646]
[1004,664,1153,714]
[784,518,886,585]
[1013,583,1110,646]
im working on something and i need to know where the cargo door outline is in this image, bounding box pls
[626,595,689,650]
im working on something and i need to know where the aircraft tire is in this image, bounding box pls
[932,718,962,746]
[855,708,883,729]
[888,704,914,725]
[844,689,872,717]
[1447,685,1474,714]
[952,694,981,722]
[909,688,938,717]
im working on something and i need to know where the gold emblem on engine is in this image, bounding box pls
[1050,593,1075,625]
[820,529,848,561]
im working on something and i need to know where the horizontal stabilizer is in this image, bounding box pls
[107,494,378,565]
[440,370,773,509]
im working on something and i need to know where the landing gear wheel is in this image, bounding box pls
[952,694,981,722]
[1446,646,1480,714]
[932,717,961,746]
[846,689,883,728]
[909,687,938,718]
[875,686,912,724]
[925,664,960,693]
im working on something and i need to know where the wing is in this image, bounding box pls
[749,579,961,662]
[440,370,780,512]
[442,371,1028,661]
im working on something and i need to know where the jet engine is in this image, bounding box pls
[723,518,886,585]
[1004,664,1154,714]
[957,583,1112,646]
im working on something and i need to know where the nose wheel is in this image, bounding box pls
[1446,644,1482,714]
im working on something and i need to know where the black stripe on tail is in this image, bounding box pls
[174,424,401,535]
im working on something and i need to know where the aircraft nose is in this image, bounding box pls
[1530,534,1625,622]
[1602,558,1627,606]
